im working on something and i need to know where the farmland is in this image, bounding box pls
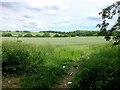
[2,36,107,46]
[2,36,120,89]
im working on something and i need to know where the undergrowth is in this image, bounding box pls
[2,40,82,88]
[72,44,120,90]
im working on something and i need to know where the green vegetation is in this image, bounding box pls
[72,45,120,89]
[97,1,120,44]
[2,41,29,75]
[2,1,120,89]
[2,33,12,37]
[1,30,99,37]
[2,36,119,89]
[42,32,51,37]
[2,40,82,88]
[24,33,33,37]
[2,37,107,46]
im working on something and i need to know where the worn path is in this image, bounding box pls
[55,61,80,88]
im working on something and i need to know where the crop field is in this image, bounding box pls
[2,36,120,89]
[2,36,107,46]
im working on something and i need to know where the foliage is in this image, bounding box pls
[42,32,51,37]
[35,34,42,37]
[53,33,60,37]
[2,40,82,88]
[97,1,120,44]
[70,33,76,37]
[2,33,12,37]
[18,34,23,37]
[72,45,120,90]
[2,41,29,75]
[2,30,99,37]
[21,66,65,88]
[24,33,33,37]
[22,30,31,33]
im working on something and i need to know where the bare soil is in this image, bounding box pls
[2,76,20,88]
[55,61,80,88]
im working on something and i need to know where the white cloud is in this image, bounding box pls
[25,0,61,8]
[48,23,70,27]
[83,12,101,21]
[1,0,118,31]
[63,17,72,22]
[46,9,57,15]
[1,24,18,30]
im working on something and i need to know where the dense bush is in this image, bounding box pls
[2,33,12,37]
[53,33,59,37]
[42,32,50,37]
[72,45,120,90]
[2,41,54,75]
[2,41,29,75]
[24,33,33,37]
[70,33,76,37]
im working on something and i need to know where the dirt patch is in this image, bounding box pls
[2,76,21,88]
[55,61,80,88]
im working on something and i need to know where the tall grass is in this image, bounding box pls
[2,40,83,88]
[72,45,120,90]
[3,39,117,89]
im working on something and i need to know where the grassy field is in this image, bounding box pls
[2,36,119,89]
[2,36,108,46]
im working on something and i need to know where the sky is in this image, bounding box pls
[0,0,118,32]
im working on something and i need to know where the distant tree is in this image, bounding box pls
[63,34,69,37]
[24,33,33,37]
[23,30,31,33]
[59,34,64,37]
[2,33,12,37]
[42,32,50,37]
[85,31,93,36]
[70,33,76,37]
[54,33,59,37]
[35,34,42,37]
[15,30,20,32]
[97,1,120,45]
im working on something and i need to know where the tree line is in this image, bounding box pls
[2,30,119,37]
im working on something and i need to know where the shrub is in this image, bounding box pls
[70,33,76,37]
[72,45,120,90]
[54,33,59,37]
[35,34,42,37]
[42,32,50,37]
[2,40,54,75]
[2,41,29,75]
[2,33,12,37]
[24,33,33,37]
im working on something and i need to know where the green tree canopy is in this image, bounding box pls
[97,1,120,45]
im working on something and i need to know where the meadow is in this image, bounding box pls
[2,36,107,46]
[2,36,120,89]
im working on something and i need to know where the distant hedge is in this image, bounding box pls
[2,33,12,37]
[24,33,33,37]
